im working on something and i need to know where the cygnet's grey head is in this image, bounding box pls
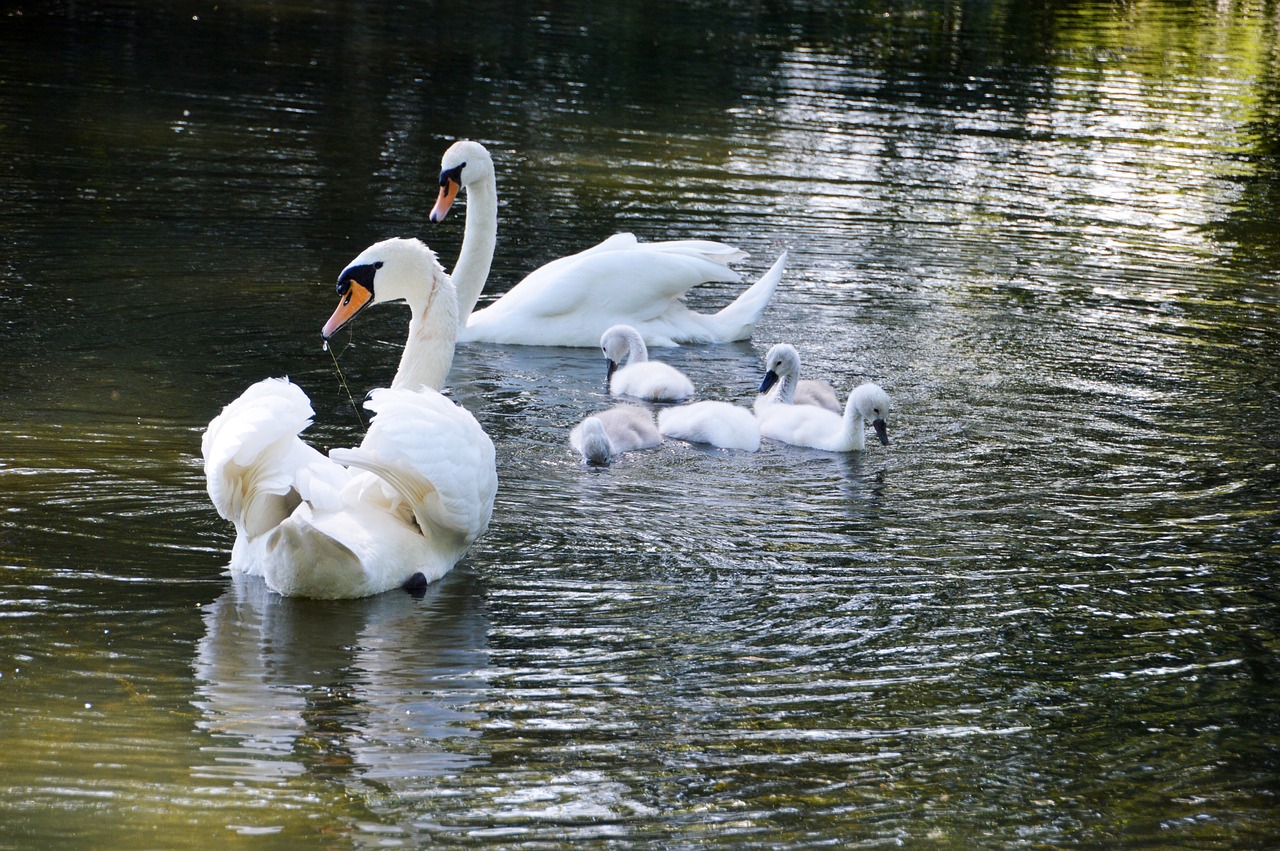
[577,416,613,465]
[850,382,891,445]
[758,343,801,395]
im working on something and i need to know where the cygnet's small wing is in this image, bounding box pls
[795,379,842,413]
[595,404,661,453]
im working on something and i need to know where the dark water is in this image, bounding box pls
[2,0,1279,847]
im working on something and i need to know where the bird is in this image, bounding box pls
[201,237,497,599]
[569,404,662,465]
[658,401,761,452]
[601,324,695,402]
[428,139,788,347]
[753,343,841,414]
[756,381,892,452]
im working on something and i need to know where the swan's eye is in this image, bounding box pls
[439,163,465,187]
[374,261,384,269]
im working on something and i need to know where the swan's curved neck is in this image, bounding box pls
[776,374,797,404]
[625,328,649,364]
[392,287,458,392]
[452,173,498,326]
[838,393,867,452]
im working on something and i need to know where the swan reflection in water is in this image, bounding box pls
[191,569,490,784]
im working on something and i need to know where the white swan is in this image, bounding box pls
[757,381,891,452]
[753,343,841,415]
[658,402,761,452]
[601,324,695,402]
[429,139,789,347]
[569,404,662,465]
[201,238,497,599]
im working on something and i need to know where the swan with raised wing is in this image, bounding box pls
[202,237,497,599]
[429,139,788,347]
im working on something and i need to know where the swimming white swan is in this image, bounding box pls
[429,139,789,347]
[202,238,497,599]
[753,343,841,414]
[756,381,891,452]
[658,401,761,452]
[600,324,695,401]
[569,404,662,465]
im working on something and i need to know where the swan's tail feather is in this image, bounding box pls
[202,378,320,538]
[706,250,788,342]
[329,387,497,543]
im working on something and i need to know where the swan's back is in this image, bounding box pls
[757,404,844,451]
[610,361,695,402]
[658,401,760,452]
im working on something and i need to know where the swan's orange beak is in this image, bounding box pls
[429,178,460,223]
[322,282,374,339]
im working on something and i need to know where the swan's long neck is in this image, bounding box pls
[392,286,459,392]
[452,173,498,326]
[837,392,867,452]
[626,328,649,365]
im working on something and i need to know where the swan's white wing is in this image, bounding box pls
[202,378,335,538]
[476,248,743,325]
[330,388,497,543]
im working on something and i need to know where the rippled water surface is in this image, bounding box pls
[2,1,1278,847]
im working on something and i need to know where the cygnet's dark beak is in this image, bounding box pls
[873,418,890,445]
[606,359,618,382]
[758,370,780,394]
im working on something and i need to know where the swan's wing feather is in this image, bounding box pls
[331,388,497,541]
[482,249,743,324]
[641,239,748,265]
[202,378,335,536]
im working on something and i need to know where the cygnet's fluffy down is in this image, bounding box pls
[754,343,841,414]
[657,401,761,452]
[601,324,694,402]
[757,382,891,452]
[569,404,662,465]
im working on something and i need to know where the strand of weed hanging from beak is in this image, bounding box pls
[325,335,366,430]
